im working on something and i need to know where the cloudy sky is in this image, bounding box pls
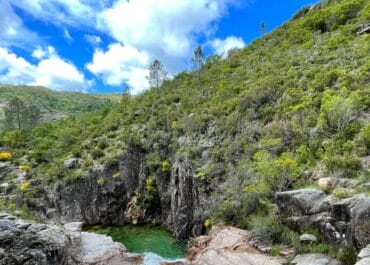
[0,0,317,94]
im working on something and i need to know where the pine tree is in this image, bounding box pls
[191,46,205,96]
[147,60,167,89]
[3,97,41,131]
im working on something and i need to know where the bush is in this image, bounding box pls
[338,245,357,265]
[250,214,291,244]
[2,130,26,148]
[0,152,12,161]
[91,148,104,159]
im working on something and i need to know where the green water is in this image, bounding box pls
[85,225,186,259]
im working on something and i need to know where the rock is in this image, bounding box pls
[332,195,370,249]
[0,213,76,265]
[275,189,331,215]
[0,213,134,265]
[193,250,286,265]
[358,244,370,259]
[64,158,82,169]
[355,258,370,265]
[318,177,357,190]
[291,254,340,265]
[79,232,128,265]
[191,226,286,265]
[276,189,370,249]
[299,234,317,244]
[50,148,145,225]
[170,156,199,241]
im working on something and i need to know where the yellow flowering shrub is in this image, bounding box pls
[204,218,212,229]
[20,181,30,191]
[20,165,31,172]
[112,172,120,178]
[0,152,12,161]
[97,177,105,185]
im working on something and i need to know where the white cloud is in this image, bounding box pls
[64,29,73,42]
[84,34,102,46]
[0,46,88,92]
[91,0,238,92]
[210,36,245,58]
[0,0,39,49]
[86,43,149,94]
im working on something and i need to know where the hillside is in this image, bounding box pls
[1,0,370,262]
[0,85,121,123]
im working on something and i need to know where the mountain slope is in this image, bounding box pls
[1,0,370,255]
[0,85,121,123]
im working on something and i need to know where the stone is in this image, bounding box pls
[275,189,330,215]
[291,254,340,265]
[299,234,317,243]
[358,244,370,259]
[276,189,370,250]
[318,177,357,190]
[80,232,127,265]
[64,158,82,169]
[171,156,198,241]
[355,257,370,265]
[193,249,286,265]
[191,226,286,265]
[0,213,134,265]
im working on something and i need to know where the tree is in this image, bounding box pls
[147,60,167,89]
[260,22,266,36]
[191,46,205,96]
[3,97,41,131]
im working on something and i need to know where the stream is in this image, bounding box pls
[85,224,186,265]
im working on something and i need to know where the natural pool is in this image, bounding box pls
[85,224,186,261]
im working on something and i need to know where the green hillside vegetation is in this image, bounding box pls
[1,0,370,252]
[0,85,121,125]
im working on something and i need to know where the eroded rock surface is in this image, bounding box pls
[291,254,340,265]
[276,189,370,249]
[189,226,286,265]
[0,213,139,265]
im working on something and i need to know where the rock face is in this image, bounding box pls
[35,149,202,241]
[170,156,199,241]
[0,212,76,265]
[189,226,286,265]
[291,254,340,265]
[356,244,370,265]
[46,148,145,225]
[276,189,370,249]
[0,213,140,265]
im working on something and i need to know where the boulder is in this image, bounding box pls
[355,244,370,265]
[190,226,286,265]
[0,213,77,265]
[0,213,136,265]
[79,232,128,265]
[291,254,340,265]
[63,158,82,169]
[276,189,370,249]
[275,189,331,215]
[299,234,317,244]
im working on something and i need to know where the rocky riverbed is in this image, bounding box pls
[2,212,370,265]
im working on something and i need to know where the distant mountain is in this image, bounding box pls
[0,85,121,122]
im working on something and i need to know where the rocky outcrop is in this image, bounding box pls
[0,213,143,265]
[189,226,286,265]
[0,212,78,265]
[291,254,340,265]
[170,156,200,241]
[45,148,145,225]
[276,189,370,249]
[356,244,370,265]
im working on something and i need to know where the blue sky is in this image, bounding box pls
[0,0,317,94]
